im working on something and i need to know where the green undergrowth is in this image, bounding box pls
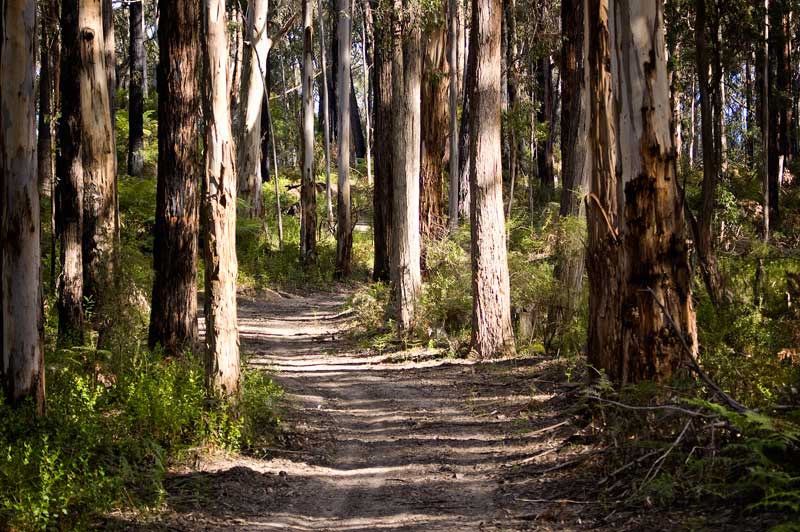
[236,168,375,291]
[586,381,800,529]
[0,348,283,531]
[348,201,587,358]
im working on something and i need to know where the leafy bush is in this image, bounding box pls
[0,350,283,531]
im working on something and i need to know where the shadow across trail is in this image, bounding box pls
[111,289,608,531]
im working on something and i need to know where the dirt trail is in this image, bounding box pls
[116,290,635,531]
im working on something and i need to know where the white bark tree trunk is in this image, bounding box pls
[334,0,353,279]
[237,0,271,218]
[1,0,45,411]
[469,0,515,358]
[390,0,422,332]
[79,0,117,322]
[202,0,240,398]
[301,0,317,265]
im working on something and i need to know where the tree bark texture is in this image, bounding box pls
[551,0,589,324]
[586,0,697,384]
[390,0,422,331]
[56,0,84,347]
[318,0,334,223]
[420,9,449,249]
[237,0,270,218]
[1,0,45,411]
[447,0,459,229]
[79,0,117,321]
[334,0,353,279]
[371,0,392,282]
[202,0,240,397]
[457,28,475,220]
[149,0,201,354]
[468,0,515,358]
[301,0,318,266]
[128,0,145,177]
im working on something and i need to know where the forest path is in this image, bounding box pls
[127,289,617,531]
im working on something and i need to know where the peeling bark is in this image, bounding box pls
[586,0,697,384]
[202,0,240,397]
[1,0,45,411]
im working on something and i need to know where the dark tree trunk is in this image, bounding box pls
[371,0,392,282]
[260,62,272,182]
[128,0,145,177]
[457,28,476,219]
[350,74,367,157]
[550,0,588,328]
[536,55,555,196]
[149,0,201,354]
[328,0,338,140]
[420,10,448,258]
[56,0,85,347]
[694,0,726,307]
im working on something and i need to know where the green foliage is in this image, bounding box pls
[0,348,282,531]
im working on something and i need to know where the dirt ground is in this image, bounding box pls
[105,289,770,531]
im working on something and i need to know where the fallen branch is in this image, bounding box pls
[639,419,692,490]
[587,396,719,419]
[642,287,751,414]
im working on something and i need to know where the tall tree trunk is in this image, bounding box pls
[360,0,372,184]
[318,0,334,223]
[80,0,117,331]
[586,0,697,384]
[237,0,269,218]
[202,0,240,398]
[260,72,271,182]
[229,2,243,120]
[694,0,726,307]
[334,0,353,279]
[551,0,589,327]
[102,0,115,116]
[38,2,55,197]
[128,0,145,177]
[1,0,45,412]
[536,55,555,196]
[447,0,459,229]
[763,0,771,242]
[328,0,338,140]
[371,0,392,282]
[419,10,448,256]
[301,0,317,266]
[149,0,200,354]
[469,0,515,358]
[457,27,475,220]
[56,0,84,347]
[349,74,367,157]
[390,0,422,331]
